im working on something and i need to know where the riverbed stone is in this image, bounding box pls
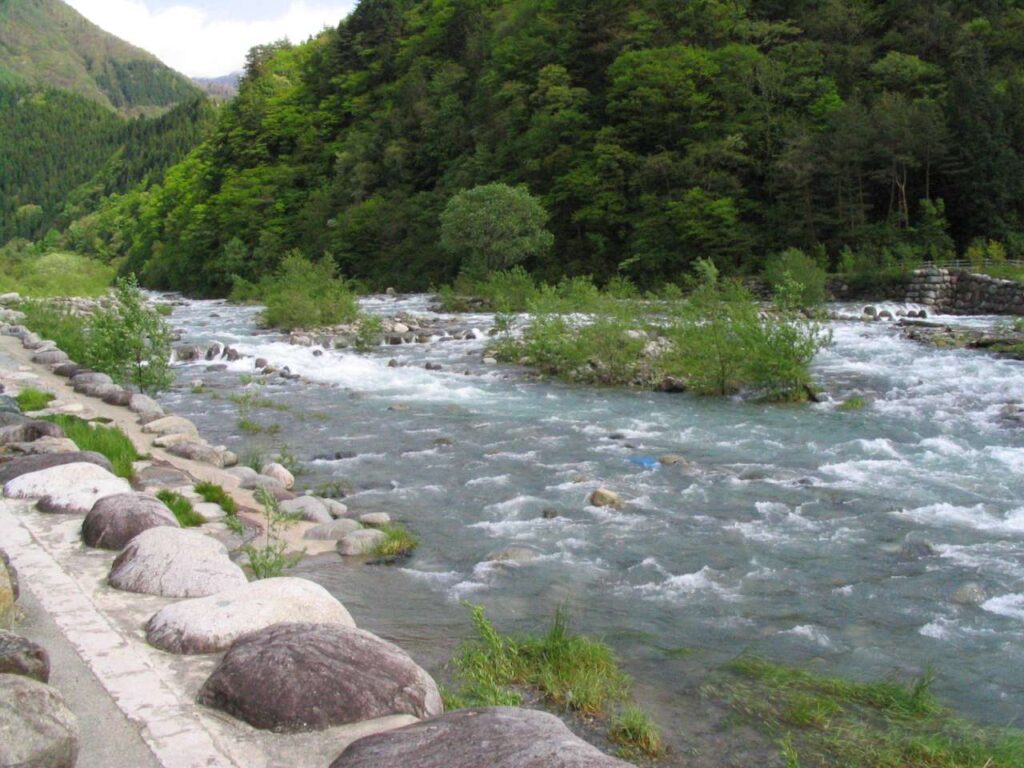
[261,462,294,490]
[280,496,331,523]
[899,532,936,559]
[82,493,180,550]
[166,440,229,467]
[101,389,133,407]
[0,420,64,445]
[4,463,131,514]
[135,464,191,489]
[31,350,69,366]
[70,371,112,390]
[142,415,199,438]
[952,582,987,606]
[108,527,247,598]
[659,454,687,466]
[337,528,387,556]
[152,432,196,448]
[588,488,622,508]
[0,674,79,768]
[304,519,361,541]
[239,473,288,496]
[322,498,349,518]
[128,393,164,421]
[197,623,442,732]
[0,631,50,682]
[146,578,355,655]
[486,547,539,564]
[358,512,391,528]
[332,706,633,768]
[0,452,114,484]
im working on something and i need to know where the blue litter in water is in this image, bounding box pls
[627,456,659,470]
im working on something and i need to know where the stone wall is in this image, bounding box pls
[905,268,1024,315]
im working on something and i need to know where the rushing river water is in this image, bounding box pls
[158,294,1024,745]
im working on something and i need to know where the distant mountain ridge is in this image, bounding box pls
[192,72,241,100]
[0,0,198,114]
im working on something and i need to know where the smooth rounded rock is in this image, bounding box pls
[486,547,539,564]
[952,582,987,606]
[260,462,294,490]
[108,527,247,598]
[166,441,230,467]
[304,519,361,541]
[197,623,442,732]
[588,488,622,508]
[4,463,131,515]
[0,420,64,445]
[280,496,330,523]
[331,706,633,768]
[142,415,199,438]
[0,452,113,485]
[31,350,69,366]
[359,512,391,528]
[146,577,355,654]
[337,529,387,556]
[0,630,50,682]
[0,674,79,768]
[82,493,180,550]
[322,498,349,518]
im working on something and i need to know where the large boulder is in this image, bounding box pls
[0,674,79,768]
[70,371,112,391]
[4,463,131,515]
[82,493,180,550]
[0,452,114,485]
[145,578,355,654]
[198,623,442,732]
[0,420,64,445]
[0,631,50,682]
[332,707,634,768]
[166,441,228,467]
[337,528,387,556]
[108,528,247,598]
[31,350,69,366]
[142,416,199,438]
[280,496,331,523]
[260,462,294,490]
[128,393,164,422]
[304,519,361,541]
[5,436,80,456]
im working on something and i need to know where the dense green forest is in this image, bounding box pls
[0,0,198,114]
[36,0,1024,293]
[0,86,217,245]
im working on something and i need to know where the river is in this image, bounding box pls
[156,294,1024,751]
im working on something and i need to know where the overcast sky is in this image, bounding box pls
[65,0,358,78]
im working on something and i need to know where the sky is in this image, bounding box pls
[65,0,358,78]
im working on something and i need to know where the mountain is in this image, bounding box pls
[49,0,1024,295]
[193,72,241,100]
[0,0,198,115]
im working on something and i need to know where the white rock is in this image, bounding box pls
[359,512,391,528]
[280,496,330,523]
[337,529,387,556]
[322,498,349,518]
[304,519,361,541]
[145,577,355,654]
[260,462,294,490]
[3,463,131,514]
[108,528,248,598]
[142,416,198,438]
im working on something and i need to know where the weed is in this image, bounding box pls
[15,387,54,412]
[242,487,303,579]
[839,396,867,411]
[156,489,205,527]
[193,481,237,515]
[42,414,141,478]
[371,523,419,558]
[610,705,665,759]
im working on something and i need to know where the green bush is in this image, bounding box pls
[0,251,114,298]
[371,523,419,558]
[243,488,303,579]
[763,248,827,307]
[86,275,173,394]
[245,251,361,330]
[156,489,205,527]
[18,301,91,363]
[43,414,141,478]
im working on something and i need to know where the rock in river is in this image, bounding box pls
[108,527,247,598]
[261,462,295,490]
[280,496,331,523]
[0,674,79,768]
[197,623,442,732]
[146,577,355,654]
[337,528,386,556]
[588,488,622,508]
[331,706,634,768]
[82,493,180,550]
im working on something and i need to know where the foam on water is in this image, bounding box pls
[894,503,1024,535]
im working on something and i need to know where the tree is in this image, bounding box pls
[440,183,554,276]
[86,275,173,394]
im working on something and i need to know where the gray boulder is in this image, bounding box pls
[4,463,131,515]
[108,527,247,598]
[146,578,355,654]
[51,363,85,378]
[142,416,198,438]
[82,493,180,550]
[0,452,113,485]
[0,630,49,682]
[70,372,113,392]
[0,420,64,445]
[337,529,387,556]
[0,674,79,768]
[166,441,228,467]
[304,519,361,541]
[197,623,442,732]
[31,350,69,366]
[280,496,331,523]
[101,389,133,407]
[332,707,634,768]
[128,393,164,422]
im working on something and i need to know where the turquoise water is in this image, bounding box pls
[160,295,1024,734]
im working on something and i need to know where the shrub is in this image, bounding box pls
[43,414,141,478]
[243,488,303,579]
[86,275,173,394]
[257,251,360,330]
[763,248,827,308]
[371,523,419,558]
[15,387,54,412]
[0,251,114,298]
[156,490,205,527]
[18,301,91,363]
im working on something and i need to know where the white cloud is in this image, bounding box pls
[65,0,357,77]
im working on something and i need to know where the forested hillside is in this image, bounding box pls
[61,0,1024,293]
[0,0,198,114]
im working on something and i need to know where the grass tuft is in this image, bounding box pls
[15,387,55,412]
[371,523,419,558]
[610,705,665,759]
[42,414,141,478]
[156,489,205,527]
[193,481,237,515]
[839,395,867,411]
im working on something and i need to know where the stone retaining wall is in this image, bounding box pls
[905,268,1024,315]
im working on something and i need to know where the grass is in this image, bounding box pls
[18,300,91,363]
[41,414,141,478]
[0,251,114,298]
[193,481,237,515]
[155,489,205,527]
[15,387,55,411]
[706,656,1024,767]
[370,523,419,558]
[610,706,665,759]
[838,395,867,411]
